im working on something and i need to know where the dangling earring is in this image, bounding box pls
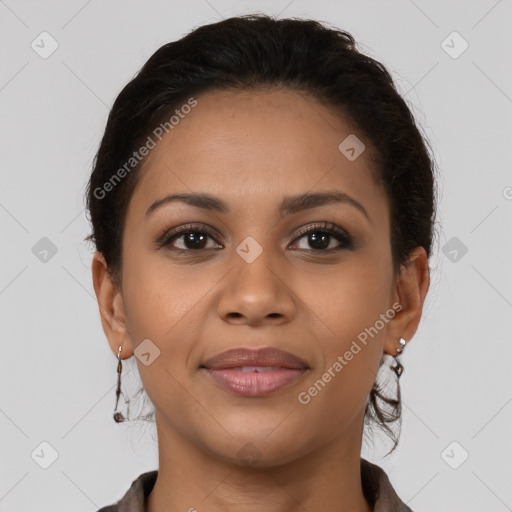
[113,345,126,422]
[112,346,153,423]
[391,337,406,378]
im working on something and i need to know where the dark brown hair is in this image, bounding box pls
[85,14,438,455]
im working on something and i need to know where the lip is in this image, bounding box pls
[200,346,310,398]
[203,367,309,397]
[200,346,310,370]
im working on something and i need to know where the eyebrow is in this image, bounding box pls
[145,191,371,223]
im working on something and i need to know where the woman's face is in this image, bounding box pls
[95,88,421,465]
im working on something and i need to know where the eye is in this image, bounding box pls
[157,221,353,255]
[158,224,222,252]
[290,222,353,252]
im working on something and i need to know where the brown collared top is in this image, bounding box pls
[95,458,413,512]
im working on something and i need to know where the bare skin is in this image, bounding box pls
[92,88,429,512]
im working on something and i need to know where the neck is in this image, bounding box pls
[147,409,372,512]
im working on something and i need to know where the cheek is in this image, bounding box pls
[297,255,392,405]
[122,250,205,340]
[120,264,201,417]
[302,254,392,340]
[120,257,215,393]
[298,302,387,435]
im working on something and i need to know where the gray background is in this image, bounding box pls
[1,1,511,511]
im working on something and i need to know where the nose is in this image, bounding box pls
[217,244,296,327]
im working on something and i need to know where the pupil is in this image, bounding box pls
[180,231,333,251]
[309,232,329,249]
[185,232,206,249]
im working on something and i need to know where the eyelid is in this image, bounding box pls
[292,221,350,240]
[157,221,354,252]
[289,222,353,250]
[156,222,223,247]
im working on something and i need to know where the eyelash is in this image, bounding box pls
[157,222,354,254]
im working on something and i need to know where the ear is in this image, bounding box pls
[383,246,430,356]
[91,251,134,359]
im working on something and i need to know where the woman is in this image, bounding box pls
[86,13,436,512]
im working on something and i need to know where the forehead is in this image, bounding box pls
[128,88,387,223]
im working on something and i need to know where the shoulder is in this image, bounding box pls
[93,470,158,512]
[361,458,413,512]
